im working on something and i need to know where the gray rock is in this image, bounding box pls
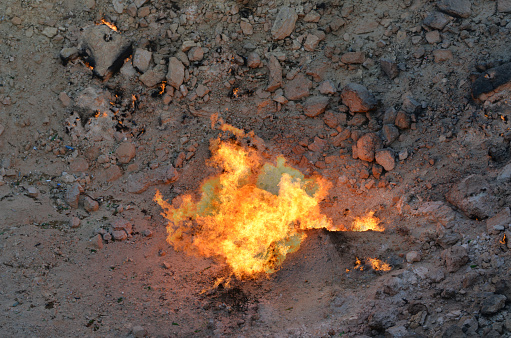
[266,55,282,92]
[132,325,147,337]
[375,148,395,171]
[284,73,312,100]
[446,175,497,219]
[79,25,132,80]
[481,294,506,315]
[247,52,261,68]
[357,133,383,162]
[111,230,128,241]
[486,207,511,234]
[380,59,399,79]
[441,245,468,272]
[497,162,511,180]
[59,47,79,64]
[423,11,452,30]
[498,0,511,12]
[127,165,179,194]
[133,48,152,72]
[383,107,398,124]
[166,57,185,89]
[139,65,166,88]
[437,231,461,249]
[341,83,377,113]
[65,183,83,209]
[406,251,421,263]
[303,96,329,117]
[437,0,472,18]
[271,7,298,40]
[382,124,399,146]
[427,268,445,283]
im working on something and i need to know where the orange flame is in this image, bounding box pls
[500,234,507,245]
[367,257,392,271]
[350,211,383,232]
[159,81,166,95]
[99,18,118,32]
[83,61,94,71]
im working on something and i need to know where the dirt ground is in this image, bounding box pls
[1,0,511,336]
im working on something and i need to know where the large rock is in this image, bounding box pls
[127,165,179,194]
[437,0,471,18]
[166,57,185,89]
[423,11,451,30]
[116,142,136,164]
[271,7,298,40]
[266,55,282,92]
[441,245,468,272]
[472,62,511,102]
[303,96,329,117]
[375,149,395,171]
[498,0,511,13]
[415,201,457,226]
[139,65,166,88]
[79,25,132,80]
[284,73,312,100]
[446,175,498,219]
[132,48,152,72]
[481,294,507,315]
[341,83,377,113]
[357,133,382,162]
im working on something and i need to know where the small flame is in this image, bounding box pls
[159,81,166,95]
[367,257,392,271]
[131,94,137,109]
[500,234,507,245]
[232,88,240,98]
[99,18,118,32]
[83,61,94,71]
[350,211,383,232]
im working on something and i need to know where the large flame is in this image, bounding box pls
[154,125,386,278]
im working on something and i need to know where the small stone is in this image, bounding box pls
[406,251,421,263]
[139,65,166,88]
[441,245,468,272]
[341,52,365,64]
[27,186,39,198]
[132,325,147,337]
[357,133,383,162]
[398,149,409,160]
[105,165,123,182]
[380,59,399,79]
[382,124,399,146]
[498,0,511,12]
[341,83,377,113]
[433,49,453,62]
[375,149,396,171]
[472,62,511,102]
[167,57,185,89]
[240,21,253,35]
[111,230,128,241]
[426,30,442,44]
[267,55,282,92]
[112,218,133,234]
[90,234,104,250]
[188,47,204,62]
[142,229,153,237]
[83,196,99,212]
[70,157,89,172]
[102,232,112,241]
[395,111,411,129]
[42,27,58,38]
[304,34,320,52]
[59,92,72,107]
[138,6,150,17]
[481,294,506,315]
[424,11,451,30]
[247,52,261,68]
[65,183,83,209]
[133,49,152,73]
[304,11,321,22]
[437,0,471,18]
[70,216,80,228]
[303,96,329,117]
[271,7,298,40]
[318,80,336,95]
[116,142,136,164]
[196,84,210,98]
[112,0,124,13]
[11,17,22,25]
[284,73,312,100]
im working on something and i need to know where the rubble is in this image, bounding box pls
[341,83,377,113]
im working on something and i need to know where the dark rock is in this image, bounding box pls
[472,62,511,102]
[481,294,506,315]
[357,133,383,162]
[423,11,452,30]
[395,111,411,129]
[380,59,399,79]
[303,96,329,117]
[381,124,399,146]
[437,0,472,18]
[441,245,468,272]
[436,231,461,248]
[341,83,377,113]
[488,143,509,163]
[441,325,464,338]
[446,175,497,219]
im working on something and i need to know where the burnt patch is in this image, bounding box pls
[328,231,350,254]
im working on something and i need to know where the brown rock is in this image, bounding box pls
[308,137,327,152]
[425,30,442,44]
[380,59,399,79]
[304,34,320,52]
[433,49,453,62]
[111,218,133,234]
[139,65,166,87]
[240,21,253,35]
[167,57,185,89]
[59,92,73,107]
[83,196,99,212]
[357,133,382,162]
[341,52,365,64]
[303,96,329,117]
[332,129,351,147]
[70,216,80,228]
[70,157,89,172]
[105,165,123,182]
[116,142,136,164]
[267,55,282,92]
[188,47,204,62]
[375,149,396,171]
[341,83,377,113]
[395,111,411,129]
[284,73,312,100]
[441,245,469,272]
[127,165,179,194]
[423,12,451,30]
[133,48,152,72]
[323,111,339,128]
[271,7,298,40]
[318,80,336,95]
[111,230,128,241]
[437,0,471,18]
[247,52,261,68]
[65,183,83,209]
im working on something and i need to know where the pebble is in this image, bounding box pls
[112,0,124,13]
[127,165,179,194]
[59,92,72,107]
[406,251,421,263]
[357,133,382,162]
[341,83,377,113]
[105,165,123,182]
[188,47,204,62]
[266,55,282,92]
[375,148,396,171]
[42,27,58,38]
[141,229,153,237]
[69,216,81,228]
[133,48,152,73]
[65,183,83,209]
[27,186,39,198]
[116,142,136,164]
[83,196,99,212]
[112,218,133,235]
[111,230,128,241]
[167,57,185,89]
[240,21,253,35]
[303,96,329,117]
[284,73,312,100]
[271,7,298,40]
[395,111,411,129]
[304,34,320,52]
[382,124,399,146]
[196,84,210,98]
[247,52,261,68]
[380,59,399,79]
[425,30,441,44]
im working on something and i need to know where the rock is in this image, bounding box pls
[303,96,329,117]
[181,41,197,53]
[284,73,312,100]
[240,21,253,35]
[247,52,261,68]
[112,0,124,13]
[70,157,89,172]
[304,11,320,22]
[83,196,99,212]
[446,175,497,219]
[308,137,327,152]
[427,268,445,283]
[79,25,132,80]
[357,133,383,162]
[305,61,329,82]
[102,233,112,241]
[105,165,123,182]
[27,186,39,198]
[341,83,377,113]
[498,0,511,12]
[133,48,152,72]
[386,325,408,337]
[341,52,365,64]
[59,92,73,107]
[423,12,451,30]
[139,65,166,88]
[111,230,128,241]
[116,142,136,164]
[442,245,468,272]
[472,62,511,102]
[332,129,351,146]
[481,294,506,315]
[426,30,442,44]
[406,251,421,263]
[486,207,511,234]
[141,229,153,237]
[382,124,399,146]
[65,183,83,209]
[433,49,453,62]
[383,107,397,124]
[196,84,210,98]
[442,325,464,337]
[0,124,4,137]
[304,34,320,52]
[318,80,336,95]
[42,27,58,38]
[395,111,411,129]
[271,7,298,40]
[70,216,81,228]
[437,232,461,248]
[111,218,133,235]
[132,325,147,337]
[402,96,421,113]
[437,0,472,18]
[380,59,399,79]
[266,55,282,92]
[188,47,204,62]
[90,234,104,250]
[127,165,179,194]
[415,201,457,226]
[375,149,396,171]
[398,149,409,161]
[167,57,185,89]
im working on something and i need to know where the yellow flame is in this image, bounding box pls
[99,18,118,32]
[367,257,391,271]
[159,81,166,95]
[500,234,507,245]
[350,211,383,232]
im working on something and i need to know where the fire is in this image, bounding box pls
[350,211,383,232]
[159,81,166,95]
[98,18,118,32]
[82,61,94,71]
[367,257,391,271]
[500,234,507,245]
